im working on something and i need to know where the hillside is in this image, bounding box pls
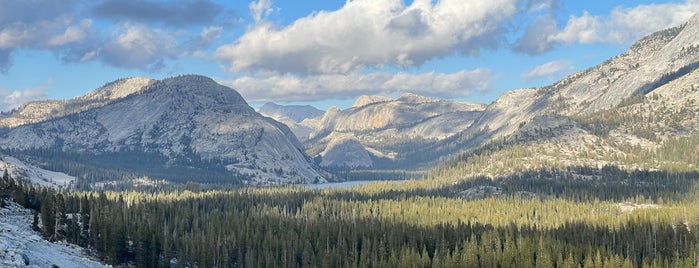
[457,13,699,149]
[0,75,327,185]
[0,201,107,268]
[305,93,485,168]
[257,102,324,142]
[434,14,699,180]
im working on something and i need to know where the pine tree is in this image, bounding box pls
[79,194,91,246]
[54,193,67,241]
[41,194,55,239]
[32,210,40,232]
[0,169,10,207]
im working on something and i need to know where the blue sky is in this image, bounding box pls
[0,0,697,111]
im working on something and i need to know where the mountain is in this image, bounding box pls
[0,75,326,185]
[459,13,699,148]
[305,93,486,168]
[296,13,699,172]
[256,102,324,142]
[0,77,155,128]
[439,13,699,176]
[257,102,324,122]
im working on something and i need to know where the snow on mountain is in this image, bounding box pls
[0,156,76,189]
[0,201,108,268]
[0,75,326,185]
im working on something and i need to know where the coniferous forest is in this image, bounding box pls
[2,161,699,267]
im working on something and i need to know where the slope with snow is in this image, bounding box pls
[0,201,108,268]
[0,156,76,189]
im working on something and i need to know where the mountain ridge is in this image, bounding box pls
[0,75,326,185]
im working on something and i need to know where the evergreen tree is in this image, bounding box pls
[54,193,67,241]
[32,210,40,232]
[79,194,91,246]
[40,194,55,239]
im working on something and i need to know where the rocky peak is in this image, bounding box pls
[257,102,324,122]
[396,93,439,103]
[0,77,155,128]
[352,95,393,108]
[81,77,154,101]
[0,75,327,185]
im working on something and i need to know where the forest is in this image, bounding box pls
[2,162,699,267]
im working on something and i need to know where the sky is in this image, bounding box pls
[0,0,698,111]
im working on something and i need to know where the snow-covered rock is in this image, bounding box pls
[0,201,108,268]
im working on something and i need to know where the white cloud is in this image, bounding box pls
[603,3,699,43]
[527,0,557,13]
[0,0,228,72]
[523,60,573,80]
[249,0,274,24]
[48,19,92,46]
[549,11,601,44]
[514,15,558,54]
[99,23,178,70]
[0,80,51,112]
[217,0,517,74]
[515,0,699,54]
[224,70,493,102]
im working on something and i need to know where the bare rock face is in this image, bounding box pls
[458,13,699,148]
[352,95,393,108]
[257,102,324,122]
[306,94,486,168]
[0,75,326,185]
[0,77,155,128]
[320,135,372,168]
[257,102,324,142]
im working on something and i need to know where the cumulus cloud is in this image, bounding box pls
[515,1,699,54]
[216,0,517,74]
[91,0,225,27]
[0,81,50,111]
[0,0,230,71]
[48,19,92,46]
[514,15,558,54]
[99,23,179,70]
[0,0,81,26]
[523,60,573,80]
[225,70,493,102]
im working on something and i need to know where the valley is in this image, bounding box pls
[0,6,698,268]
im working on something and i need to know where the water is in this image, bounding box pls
[303,180,403,190]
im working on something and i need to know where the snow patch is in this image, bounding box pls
[0,200,109,268]
[1,156,76,189]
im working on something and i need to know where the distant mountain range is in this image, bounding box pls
[0,75,326,185]
[1,14,698,186]
[264,13,699,172]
